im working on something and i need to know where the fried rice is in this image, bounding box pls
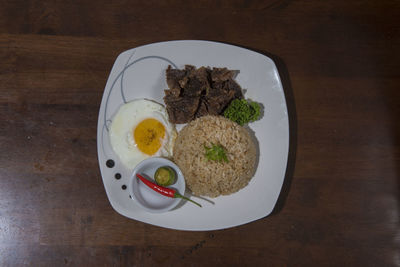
[173,115,257,197]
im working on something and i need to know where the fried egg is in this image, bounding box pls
[109,99,177,170]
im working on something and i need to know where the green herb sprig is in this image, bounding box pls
[204,143,229,163]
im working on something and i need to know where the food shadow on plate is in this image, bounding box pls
[243,124,260,180]
[261,51,297,216]
[218,41,297,216]
[171,189,215,211]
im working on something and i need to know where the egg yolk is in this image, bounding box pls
[133,118,166,155]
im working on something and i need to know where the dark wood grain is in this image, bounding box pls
[0,0,399,266]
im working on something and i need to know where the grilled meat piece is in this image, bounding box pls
[164,65,243,124]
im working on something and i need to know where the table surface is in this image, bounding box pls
[1,0,399,266]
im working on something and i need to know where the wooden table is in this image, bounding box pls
[1,1,399,266]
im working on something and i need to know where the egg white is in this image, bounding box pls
[109,99,176,170]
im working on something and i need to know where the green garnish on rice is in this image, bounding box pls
[204,143,229,163]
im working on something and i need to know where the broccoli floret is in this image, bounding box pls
[223,99,261,126]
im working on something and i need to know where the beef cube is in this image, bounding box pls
[163,94,200,124]
[206,90,235,114]
[224,79,243,99]
[166,65,185,96]
[211,67,234,82]
[183,66,211,97]
[195,100,209,118]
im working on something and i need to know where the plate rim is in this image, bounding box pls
[96,39,289,231]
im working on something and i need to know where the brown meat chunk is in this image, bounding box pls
[206,90,236,115]
[181,66,210,97]
[211,67,234,82]
[164,65,243,124]
[224,78,243,99]
[195,100,209,118]
[166,65,185,96]
[164,94,200,124]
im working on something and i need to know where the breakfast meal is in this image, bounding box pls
[173,115,257,197]
[109,99,177,170]
[109,64,261,203]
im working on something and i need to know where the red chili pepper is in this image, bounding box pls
[136,173,202,207]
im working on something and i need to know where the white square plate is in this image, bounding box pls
[97,40,289,231]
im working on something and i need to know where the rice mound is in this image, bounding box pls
[173,115,257,197]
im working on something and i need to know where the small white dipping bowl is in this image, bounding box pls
[129,157,185,213]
